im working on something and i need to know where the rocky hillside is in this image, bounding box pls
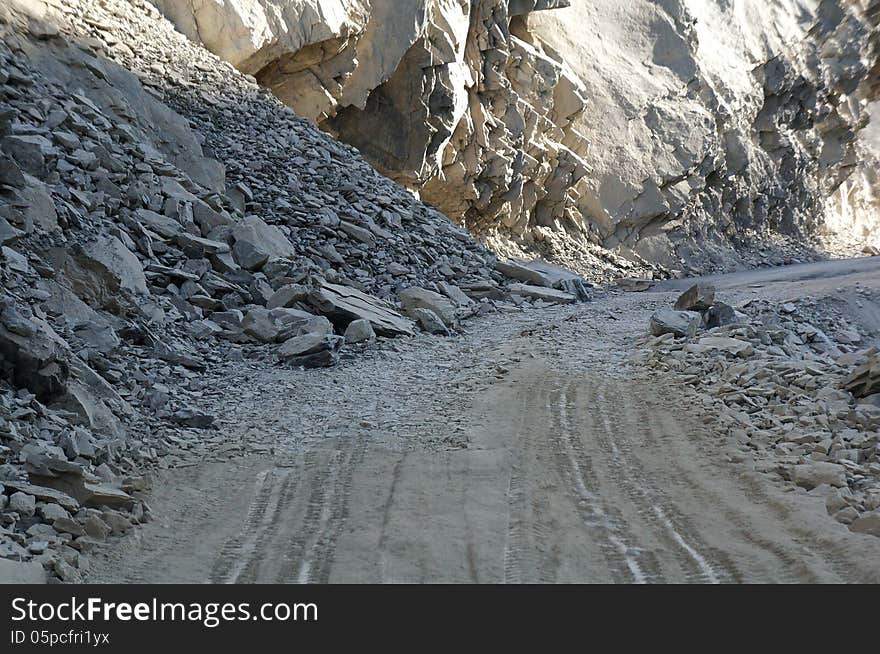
[151,0,880,274]
[0,0,591,580]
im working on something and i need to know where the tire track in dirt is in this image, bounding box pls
[502,375,554,584]
[551,383,657,583]
[263,439,367,584]
[210,465,298,583]
[581,381,732,583]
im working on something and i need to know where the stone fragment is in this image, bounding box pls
[267,284,309,309]
[308,282,414,337]
[674,284,716,311]
[850,510,880,537]
[410,308,449,335]
[171,408,215,429]
[278,333,344,368]
[694,336,754,357]
[400,286,457,327]
[0,559,45,584]
[704,302,738,329]
[232,216,295,270]
[344,319,375,344]
[842,354,880,398]
[649,309,700,338]
[792,462,847,490]
[507,283,576,304]
[496,260,552,287]
[9,491,36,516]
[2,481,80,512]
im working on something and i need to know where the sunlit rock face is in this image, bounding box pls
[152,0,880,272]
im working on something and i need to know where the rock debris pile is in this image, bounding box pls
[0,0,591,582]
[642,286,880,538]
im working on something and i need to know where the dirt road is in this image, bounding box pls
[86,259,880,583]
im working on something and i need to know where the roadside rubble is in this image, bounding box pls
[0,0,592,582]
[640,284,880,537]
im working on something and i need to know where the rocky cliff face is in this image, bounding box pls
[152,0,880,275]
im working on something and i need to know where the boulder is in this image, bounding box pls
[232,215,295,270]
[557,277,592,302]
[2,134,52,174]
[135,208,182,238]
[792,462,847,490]
[171,408,215,429]
[850,510,880,537]
[0,559,45,584]
[674,284,716,312]
[210,309,244,329]
[0,303,69,400]
[615,278,653,292]
[0,152,26,187]
[438,283,473,307]
[399,286,457,327]
[344,319,375,344]
[241,307,281,343]
[841,354,880,398]
[267,283,309,309]
[649,309,700,338]
[278,332,344,368]
[308,282,414,337]
[2,481,80,512]
[26,472,133,509]
[410,308,449,335]
[81,236,148,296]
[495,260,552,287]
[176,233,230,255]
[693,336,754,357]
[72,320,120,354]
[9,491,36,516]
[703,302,738,329]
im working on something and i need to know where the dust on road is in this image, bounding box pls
[86,260,880,583]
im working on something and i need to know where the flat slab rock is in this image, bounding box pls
[495,260,552,287]
[3,480,80,512]
[689,336,754,357]
[508,283,576,304]
[26,474,133,509]
[309,282,414,337]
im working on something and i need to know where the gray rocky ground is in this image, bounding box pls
[83,257,880,584]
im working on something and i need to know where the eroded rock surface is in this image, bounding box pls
[153,0,880,275]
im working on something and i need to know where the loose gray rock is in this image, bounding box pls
[278,332,344,368]
[171,408,216,429]
[649,309,701,338]
[508,283,576,304]
[308,282,414,337]
[704,302,738,329]
[344,319,375,344]
[232,216,295,270]
[9,491,36,516]
[674,284,716,312]
[792,462,847,490]
[410,307,449,335]
[496,260,552,287]
[400,286,458,327]
[0,558,45,584]
[850,510,880,537]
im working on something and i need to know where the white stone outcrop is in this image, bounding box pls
[151,0,880,273]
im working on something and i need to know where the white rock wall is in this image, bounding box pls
[151,0,880,272]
